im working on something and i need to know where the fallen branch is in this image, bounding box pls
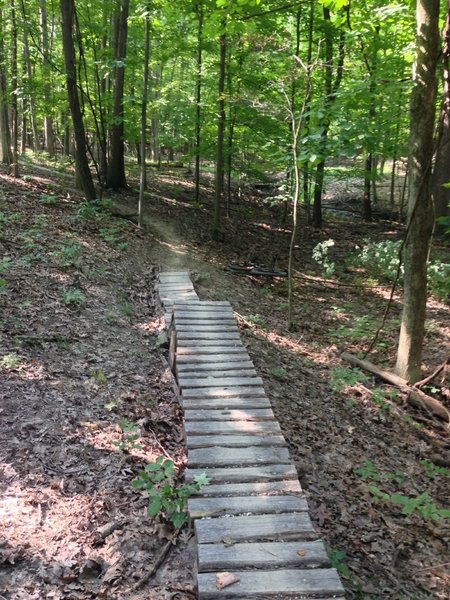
[413,356,449,389]
[131,539,173,592]
[340,352,450,426]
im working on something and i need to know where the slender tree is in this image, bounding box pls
[212,18,226,241]
[432,0,450,225]
[0,8,12,164]
[395,0,440,382]
[106,0,130,190]
[194,1,204,203]
[138,4,151,227]
[60,0,96,200]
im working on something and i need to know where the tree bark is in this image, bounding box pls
[212,23,226,241]
[194,3,204,204]
[312,9,344,228]
[10,0,19,176]
[60,0,96,200]
[19,0,40,152]
[0,7,11,164]
[106,0,129,190]
[40,0,55,156]
[138,5,151,228]
[395,0,439,383]
[432,0,450,226]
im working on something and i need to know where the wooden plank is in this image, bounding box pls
[175,318,236,325]
[190,479,302,497]
[159,270,190,277]
[177,353,250,364]
[182,397,271,410]
[197,569,344,599]
[176,332,241,341]
[176,361,255,372]
[188,495,308,519]
[195,512,317,544]
[173,303,232,310]
[157,283,194,290]
[185,433,286,449]
[174,311,233,320]
[181,387,266,399]
[197,540,330,571]
[188,446,291,468]
[179,376,263,389]
[176,325,239,332]
[184,420,282,436]
[176,338,243,346]
[186,464,298,484]
[177,346,246,355]
[184,408,275,421]
[178,369,258,379]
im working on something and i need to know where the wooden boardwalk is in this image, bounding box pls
[158,272,345,599]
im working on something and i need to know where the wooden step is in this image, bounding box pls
[184,419,282,436]
[197,540,330,570]
[190,479,302,497]
[186,433,286,448]
[186,464,298,484]
[196,568,344,599]
[188,445,291,468]
[188,495,308,519]
[182,397,272,410]
[184,408,275,421]
[179,376,263,388]
[195,512,317,544]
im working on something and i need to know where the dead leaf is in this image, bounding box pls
[216,572,240,590]
[297,550,306,557]
[222,537,235,547]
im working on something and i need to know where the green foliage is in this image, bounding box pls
[328,549,351,578]
[330,366,368,391]
[62,289,86,306]
[352,240,450,302]
[403,415,424,430]
[245,314,266,328]
[52,243,83,267]
[312,239,336,278]
[420,460,450,479]
[132,456,210,529]
[331,315,379,341]
[100,224,128,249]
[0,278,7,293]
[271,367,287,379]
[369,487,450,521]
[427,261,450,302]
[1,353,23,369]
[90,369,107,383]
[39,194,58,205]
[355,460,381,481]
[74,199,112,222]
[114,419,141,451]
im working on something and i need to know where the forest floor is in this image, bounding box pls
[0,158,449,600]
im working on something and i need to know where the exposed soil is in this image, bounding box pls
[1,160,449,600]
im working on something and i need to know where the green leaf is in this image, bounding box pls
[147,497,162,517]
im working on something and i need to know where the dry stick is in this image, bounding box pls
[131,539,173,592]
[413,355,450,389]
[341,352,450,427]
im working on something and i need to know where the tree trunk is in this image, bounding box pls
[40,0,55,156]
[19,0,41,152]
[194,3,204,204]
[60,0,96,200]
[212,23,226,241]
[10,0,19,176]
[0,8,11,164]
[106,0,129,190]
[432,0,450,226]
[395,0,439,383]
[138,5,151,228]
[312,8,345,228]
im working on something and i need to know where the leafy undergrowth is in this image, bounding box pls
[0,169,195,599]
[1,161,449,599]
